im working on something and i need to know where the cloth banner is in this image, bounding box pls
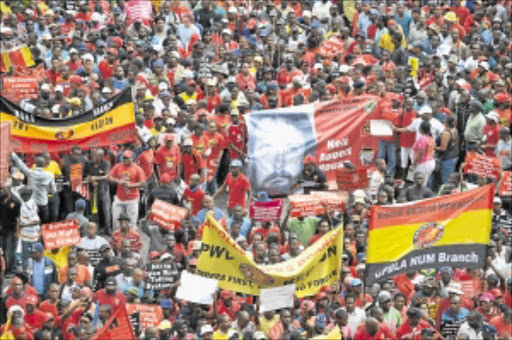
[0,45,34,73]
[197,215,343,297]
[288,192,347,218]
[41,219,81,249]
[0,122,10,183]
[498,171,512,197]
[463,152,501,179]
[249,200,283,222]
[125,0,153,26]
[0,88,136,154]
[335,167,369,191]
[247,96,380,196]
[149,199,188,230]
[90,305,136,340]
[1,77,38,104]
[365,185,493,285]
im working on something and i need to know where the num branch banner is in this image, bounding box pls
[0,89,136,154]
[197,215,343,297]
[246,96,380,196]
[366,185,493,285]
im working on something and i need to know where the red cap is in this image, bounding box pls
[160,173,172,184]
[26,294,38,305]
[302,155,316,164]
[382,62,396,72]
[246,19,257,29]
[164,134,175,142]
[388,20,397,26]
[480,292,495,302]
[189,258,198,266]
[107,48,118,56]
[494,92,511,103]
[490,288,502,298]
[366,74,377,83]
[461,82,472,90]
[150,251,160,259]
[316,292,328,300]
[122,150,134,159]
[90,81,100,89]
[325,84,336,94]
[112,37,123,47]
[220,290,235,299]
[70,75,82,84]
[301,300,315,311]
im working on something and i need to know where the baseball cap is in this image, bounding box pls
[480,292,495,302]
[446,283,463,295]
[200,325,214,335]
[351,278,363,287]
[486,111,500,123]
[75,198,86,210]
[99,244,110,253]
[378,291,392,303]
[31,243,44,253]
[149,251,160,259]
[105,277,116,285]
[183,138,193,146]
[157,320,172,330]
[230,159,243,168]
[302,155,316,164]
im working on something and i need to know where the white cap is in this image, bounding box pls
[166,118,176,125]
[313,63,323,70]
[222,28,232,36]
[82,53,94,62]
[479,61,489,70]
[228,6,237,13]
[91,12,102,22]
[170,51,180,58]
[158,82,168,91]
[227,76,236,83]
[55,85,64,92]
[302,10,311,17]
[339,64,350,73]
[183,70,194,79]
[183,138,193,146]
[200,325,214,335]
[418,106,433,115]
[69,48,78,54]
[186,99,197,105]
[41,83,51,91]
[486,111,500,123]
[206,78,217,87]
[102,87,112,94]
[160,253,172,261]
[455,79,466,87]
[446,283,463,295]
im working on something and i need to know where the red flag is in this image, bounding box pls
[7,49,26,70]
[90,305,135,340]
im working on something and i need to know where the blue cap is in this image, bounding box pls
[96,40,106,47]
[351,278,363,286]
[113,7,122,14]
[31,243,44,252]
[482,324,497,335]
[75,198,86,210]
[77,43,86,52]
[259,29,270,37]
[153,60,164,68]
[353,80,366,89]
[160,300,173,309]
[230,159,243,168]
[310,20,321,29]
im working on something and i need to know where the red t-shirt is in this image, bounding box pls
[183,187,205,216]
[39,300,59,319]
[204,132,226,174]
[225,123,246,159]
[137,149,155,180]
[490,315,512,339]
[212,114,232,134]
[395,320,434,340]
[155,145,181,180]
[190,134,209,156]
[250,225,281,244]
[235,74,257,91]
[24,310,46,330]
[109,162,146,201]
[483,124,500,156]
[182,151,204,183]
[224,173,251,209]
[398,110,417,147]
[98,60,115,80]
[354,322,394,340]
[93,289,126,311]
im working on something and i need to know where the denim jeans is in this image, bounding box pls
[378,140,397,175]
[22,240,35,271]
[48,194,60,222]
[440,157,458,184]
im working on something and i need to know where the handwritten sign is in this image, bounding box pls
[249,200,283,222]
[175,271,218,305]
[498,171,512,197]
[149,199,188,230]
[145,262,179,290]
[463,152,501,179]
[260,284,295,313]
[126,304,163,330]
[42,219,81,249]
[335,167,369,191]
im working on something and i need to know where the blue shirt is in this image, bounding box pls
[395,13,412,38]
[32,259,45,295]
[227,217,251,238]
[442,308,469,322]
[358,12,371,38]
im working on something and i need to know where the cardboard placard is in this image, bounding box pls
[70,163,84,193]
[498,171,512,197]
[145,263,179,290]
[126,304,163,330]
[335,168,369,191]
[42,219,81,249]
[2,76,38,103]
[288,194,324,218]
[463,152,501,179]
[249,200,283,222]
[311,191,347,212]
[149,199,188,230]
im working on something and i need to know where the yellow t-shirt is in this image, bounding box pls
[179,92,198,104]
[44,246,71,271]
[31,160,62,178]
[213,329,234,340]
[258,315,280,337]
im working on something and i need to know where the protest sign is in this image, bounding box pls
[0,123,10,183]
[463,152,501,179]
[249,200,283,222]
[175,271,218,305]
[149,199,188,230]
[441,319,464,340]
[311,191,347,213]
[2,77,38,104]
[126,304,163,330]
[145,263,179,290]
[370,120,393,136]
[288,194,323,218]
[335,167,369,191]
[197,215,343,297]
[260,284,295,313]
[91,305,135,340]
[42,220,81,249]
[498,171,512,197]
[366,185,493,285]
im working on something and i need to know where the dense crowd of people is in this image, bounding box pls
[0,0,512,339]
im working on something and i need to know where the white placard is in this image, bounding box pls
[259,284,295,313]
[370,120,393,136]
[175,271,218,305]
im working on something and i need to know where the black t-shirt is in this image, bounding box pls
[0,197,20,234]
[83,160,111,194]
[406,186,435,202]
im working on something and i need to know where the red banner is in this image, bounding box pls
[498,171,512,197]
[0,123,10,183]
[149,199,188,230]
[125,0,153,25]
[2,77,38,103]
[313,96,380,189]
[288,194,324,218]
[463,152,501,179]
[311,191,347,212]
[335,167,369,191]
[126,304,163,330]
[41,219,81,250]
[249,200,283,222]
[91,305,135,340]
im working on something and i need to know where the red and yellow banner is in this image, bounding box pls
[0,88,136,154]
[0,122,9,183]
[0,45,34,73]
[366,185,493,285]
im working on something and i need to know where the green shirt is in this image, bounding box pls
[287,217,319,246]
[383,307,403,330]
[464,112,486,143]
[482,100,494,115]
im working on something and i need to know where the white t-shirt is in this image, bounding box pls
[79,236,109,266]
[407,118,445,142]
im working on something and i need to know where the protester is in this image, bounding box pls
[0,1,511,340]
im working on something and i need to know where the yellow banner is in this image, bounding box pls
[197,215,343,297]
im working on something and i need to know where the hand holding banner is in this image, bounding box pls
[336,167,369,191]
[463,152,501,179]
[249,200,283,222]
[42,220,81,249]
[259,284,295,312]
